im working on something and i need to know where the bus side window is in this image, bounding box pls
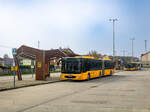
[83,59,91,72]
[104,61,111,69]
[104,61,107,69]
[83,60,87,72]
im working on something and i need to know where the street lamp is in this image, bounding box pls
[121,50,126,56]
[145,40,147,52]
[130,38,135,60]
[38,40,40,49]
[109,18,118,61]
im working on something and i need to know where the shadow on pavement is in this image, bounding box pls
[65,75,127,83]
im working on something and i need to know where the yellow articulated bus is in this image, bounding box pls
[60,56,115,81]
[124,62,139,71]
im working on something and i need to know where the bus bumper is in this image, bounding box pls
[60,73,86,80]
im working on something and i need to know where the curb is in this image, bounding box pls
[0,80,64,92]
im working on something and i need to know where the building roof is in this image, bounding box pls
[59,48,79,57]
[141,51,150,56]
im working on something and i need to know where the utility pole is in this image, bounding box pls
[109,18,118,61]
[38,40,40,49]
[12,48,17,88]
[122,50,126,56]
[145,40,147,52]
[130,38,135,61]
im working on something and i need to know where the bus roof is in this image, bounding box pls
[103,58,112,61]
[75,56,94,59]
[62,56,111,61]
[128,62,138,64]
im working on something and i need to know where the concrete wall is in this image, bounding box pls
[141,52,150,67]
[141,52,150,62]
[148,53,150,61]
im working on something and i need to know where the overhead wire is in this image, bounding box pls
[0,44,13,49]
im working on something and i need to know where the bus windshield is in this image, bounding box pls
[61,58,81,74]
[126,63,137,68]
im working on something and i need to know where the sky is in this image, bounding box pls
[0,0,150,58]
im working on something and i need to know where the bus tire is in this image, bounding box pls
[87,73,90,80]
[99,72,101,78]
[110,71,112,76]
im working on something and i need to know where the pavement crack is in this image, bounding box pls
[16,90,82,112]
[90,85,98,88]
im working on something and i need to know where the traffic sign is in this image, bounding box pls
[12,48,17,55]
[37,62,42,68]
[11,66,18,71]
[11,66,14,71]
[31,65,34,69]
[15,66,18,71]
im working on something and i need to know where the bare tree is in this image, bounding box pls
[88,50,102,59]
[3,54,9,59]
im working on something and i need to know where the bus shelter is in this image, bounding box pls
[14,45,68,80]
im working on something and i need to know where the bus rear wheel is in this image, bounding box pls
[99,72,101,78]
[87,74,90,80]
[110,71,112,76]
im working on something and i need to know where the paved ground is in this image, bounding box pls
[0,73,60,90]
[0,73,60,81]
[0,69,150,112]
